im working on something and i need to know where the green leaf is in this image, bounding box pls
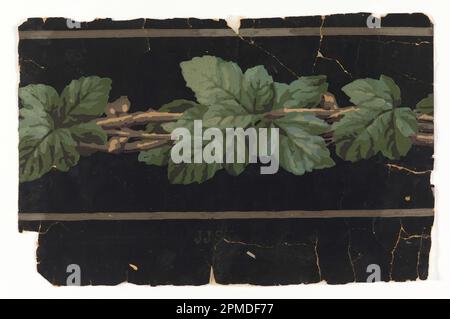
[180,56,263,130]
[146,99,199,133]
[180,56,242,108]
[168,160,222,184]
[274,113,334,175]
[59,76,112,125]
[203,104,258,129]
[182,61,328,128]
[272,76,328,109]
[19,84,82,182]
[19,84,61,115]
[19,104,54,142]
[69,122,107,145]
[138,145,172,166]
[379,75,401,106]
[240,65,274,113]
[158,99,199,113]
[18,81,111,182]
[168,104,209,132]
[275,112,330,135]
[333,108,382,161]
[164,102,225,184]
[336,75,417,161]
[19,128,80,182]
[416,94,433,115]
[222,131,249,176]
[369,107,418,159]
[223,161,247,176]
[333,107,418,161]
[140,102,207,170]
[342,75,401,110]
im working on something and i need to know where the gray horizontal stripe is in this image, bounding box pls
[19,27,433,40]
[18,208,434,221]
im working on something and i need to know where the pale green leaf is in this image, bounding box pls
[274,113,334,175]
[203,104,258,128]
[180,56,242,108]
[272,75,328,109]
[342,75,401,110]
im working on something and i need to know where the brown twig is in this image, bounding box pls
[78,131,433,154]
[104,128,172,140]
[78,139,169,154]
[410,133,433,147]
[417,113,433,122]
[81,99,434,154]
[95,106,434,128]
[265,106,358,122]
[95,111,182,129]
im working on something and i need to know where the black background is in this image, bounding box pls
[18,13,434,213]
[18,13,435,285]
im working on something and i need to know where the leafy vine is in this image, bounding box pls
[19,55,433,184]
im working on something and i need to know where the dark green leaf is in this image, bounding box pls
[138,145,172,166]
[168,160,222,184]
[19,103,54,143]
[69,122,107,145]
[369,107,418,159]
[59,76,112,125]
[19,128,79,182]
[416,94,433,115]
[333,108,381,161]
[223,161,247,176]
[333,107,417,161]
[19,84,82,182]
[158,99,198,113]
[19,84,60,115]
[222,130,249,176]
[240,65,274,113]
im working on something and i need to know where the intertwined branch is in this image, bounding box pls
[79,95,434,154]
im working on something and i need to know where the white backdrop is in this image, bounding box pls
[1,0,448,299]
